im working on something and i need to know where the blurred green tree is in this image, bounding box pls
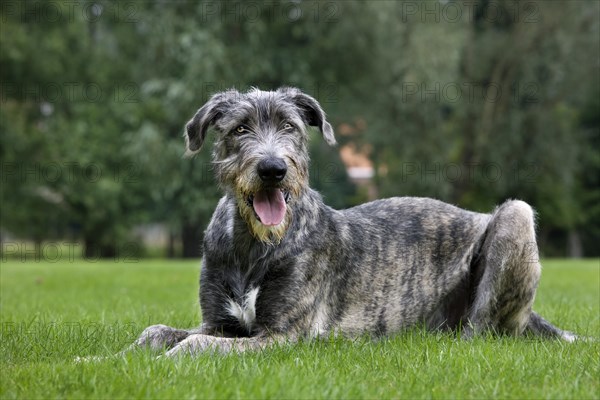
[1,0,597,258]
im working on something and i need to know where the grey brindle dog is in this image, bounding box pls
[133,87,577,357]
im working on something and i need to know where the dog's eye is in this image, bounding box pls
[283,123,293,130]
[235,125,247,134]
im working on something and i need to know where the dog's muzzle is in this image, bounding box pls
[245,158,290,226]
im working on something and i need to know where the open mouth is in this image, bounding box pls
[245,189,291,226]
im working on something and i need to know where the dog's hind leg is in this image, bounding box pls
[464,200,543,337]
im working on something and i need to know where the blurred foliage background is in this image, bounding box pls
[1,0,598,258]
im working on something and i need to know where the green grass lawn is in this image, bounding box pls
[1,258,599,399]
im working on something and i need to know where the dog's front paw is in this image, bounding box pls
[134,324,189,351]
[164,334,234,357]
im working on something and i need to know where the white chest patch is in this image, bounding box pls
[227,287,259,331]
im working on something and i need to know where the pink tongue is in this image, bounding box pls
[253,189,286,226]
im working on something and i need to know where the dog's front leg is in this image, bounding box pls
[127,322,216,353]
[131,324,191,351]
[164,333,292,357]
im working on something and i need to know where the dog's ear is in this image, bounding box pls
[281,88,336,146]
[185,90,239,155]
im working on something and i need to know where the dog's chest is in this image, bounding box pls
[226,287,260,332]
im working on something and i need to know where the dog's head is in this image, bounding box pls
[185,87,336,244]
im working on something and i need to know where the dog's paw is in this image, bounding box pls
[134,324,189,351]
[163,334,233,357]
[163,334,211,357]
[561,331,578,343]
[561,331,596,343]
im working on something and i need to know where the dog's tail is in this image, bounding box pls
[526,312,579,342]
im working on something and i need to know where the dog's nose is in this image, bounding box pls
[257,158,287,183]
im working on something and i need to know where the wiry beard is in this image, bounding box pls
[236,192,292,245]
[222,156,308,245]
[233,179,304,245]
